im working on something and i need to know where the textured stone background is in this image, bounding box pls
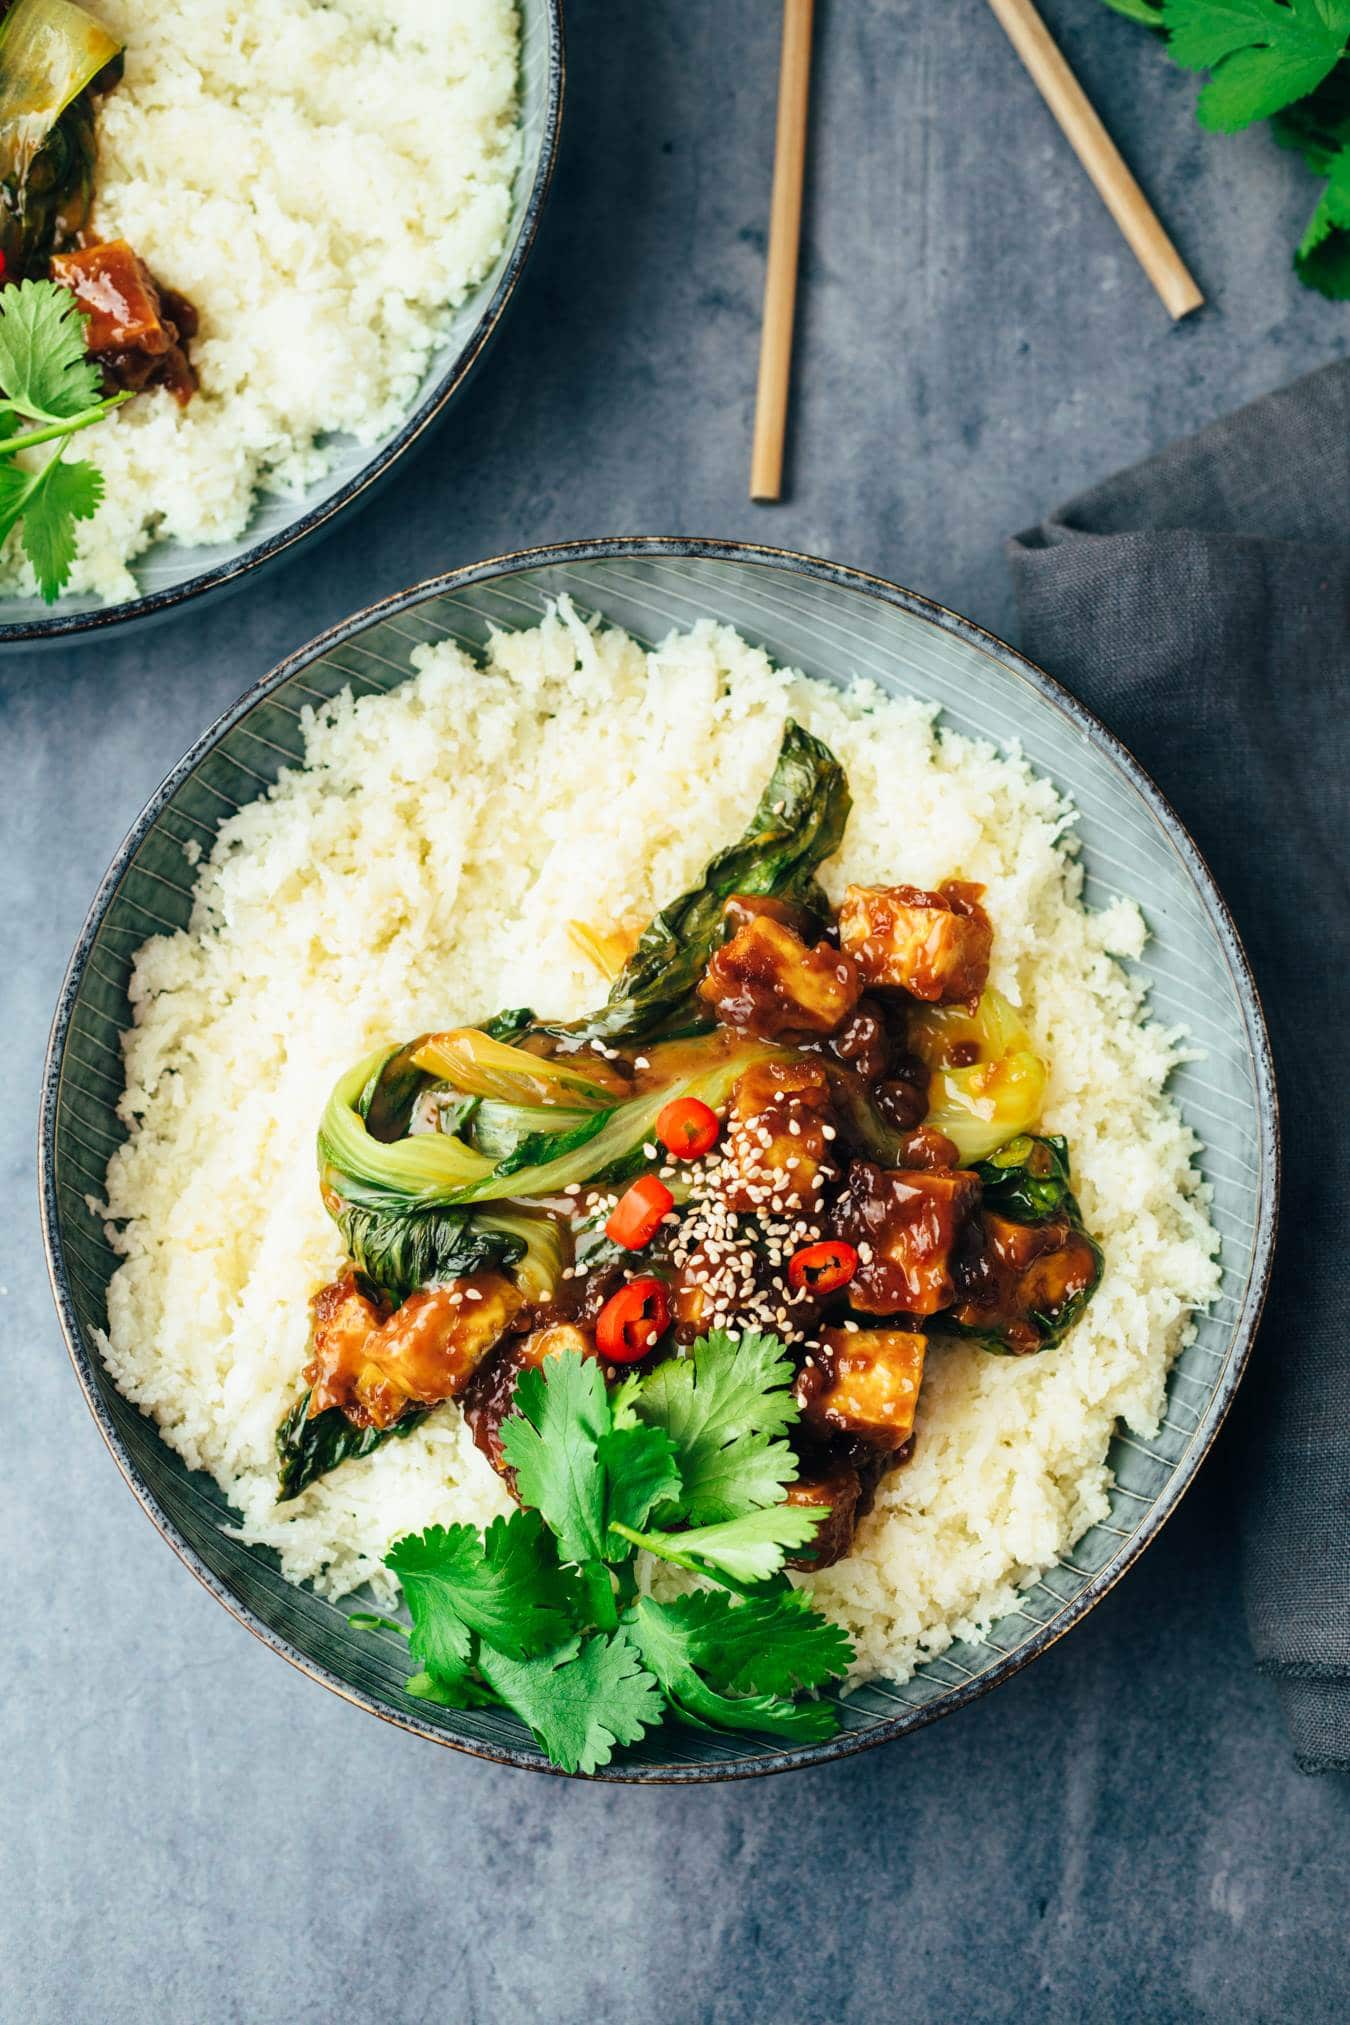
[4,3,1348,2019]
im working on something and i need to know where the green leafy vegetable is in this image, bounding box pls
[319,1033,781,1218]
[499,1350,612,1569]
[945,1135,1104,1357]
[0,280,129,600]
[613,1505,828,1584]
[477,1634,664,1776]
[275,1389,430,1503]
[534,721,851,1045]
[333,1194,525,1307]
[351,1334,854,1772]
[1162,0,1350,130]
[387,1511,580,1665]
[628,1596,841,1742]
[0,0,122,277]
[637,1586,855,1697]
[1104,0,1350,296]
[625,1327,800,1524]
[973,1133,1077,1224]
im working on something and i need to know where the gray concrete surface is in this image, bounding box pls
[4,3,1348,2019]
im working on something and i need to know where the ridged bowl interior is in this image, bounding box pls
[0,1,562,643]
[41,541,1278,1779]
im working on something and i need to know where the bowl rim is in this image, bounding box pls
[39,535,1281,1782]
[0,1,565,648]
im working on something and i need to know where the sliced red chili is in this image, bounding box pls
[656,1096,720,1160]
[605,1174,674,1250]
[596,1277,670,1364]
[788,1239,859,1295]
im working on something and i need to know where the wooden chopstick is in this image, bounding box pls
[985,0,1203,320]
[750,0,815,502]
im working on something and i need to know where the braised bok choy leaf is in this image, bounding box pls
[0,0,122,277]
[276,1388,431,1503]
[532,720,851,1045]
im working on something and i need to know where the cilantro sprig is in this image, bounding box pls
[0,279,129,600]
[1101,0,1350,295]
[350,1331,855,1774]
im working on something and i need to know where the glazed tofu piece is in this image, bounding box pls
[699,913,860,1038]
[796,1328,927,1450]
[304,1270,524,1428]
[463,1322,597,1477]
[50,240,197,404]
[720,1058,838,1213]
[833,1159,981,1315]
[783,1459,863,1570]
[837,879,992,1005]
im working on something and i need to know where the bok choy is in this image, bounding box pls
[0,0,122,277]
[527,720,851,1047]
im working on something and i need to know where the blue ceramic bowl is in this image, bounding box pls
[0,3,563,647]
[40,539,1279,1779]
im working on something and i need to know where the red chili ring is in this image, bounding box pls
[596,1277,671,1364]
[605,1174,674,1250]
[787,1239,859,1296]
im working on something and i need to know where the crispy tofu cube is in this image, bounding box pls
[784,1459,863,1570]
[837,880,992,1005]
[699,913,860,1038]
[51,240,172,355]
[833,1160,980,1315]
[797,1329,926,1450]
[720,1058,838,1213]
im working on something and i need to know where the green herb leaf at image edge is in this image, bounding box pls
[1162,0,1350,132]
[0,280,132,601]
[1101,0,1350,297]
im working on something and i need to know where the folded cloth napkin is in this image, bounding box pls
[1007,362,1350,1773]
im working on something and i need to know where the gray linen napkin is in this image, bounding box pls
[1008,361,1350,1773]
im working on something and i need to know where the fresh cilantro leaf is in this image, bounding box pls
[385,1527,474,1681]
[597,1423,682,1541]
[628,1597,839,1744]
[0,280,105,423]
[630,1329,800,1524]
[1270,63,1350,165]
[1163,0,1350,131]
[0,459,36,546]
[405,1666,502,1709]
[478,1632,664,1774]
[618,1503,827,1585]
[21,454,102,602]
[641,1587,854,1696]
[385,1512,578,1669]
[499,1350,610,1567]
[1294,141,1350,290]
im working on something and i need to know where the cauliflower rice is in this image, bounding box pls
[95,604,1221,1684]
[1,0,521,603]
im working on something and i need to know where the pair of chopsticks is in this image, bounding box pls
[750,0,1203,503]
